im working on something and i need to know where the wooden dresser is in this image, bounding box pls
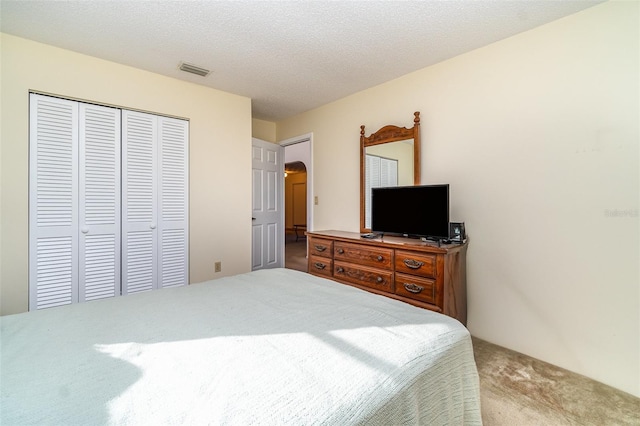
[306,230,468,325]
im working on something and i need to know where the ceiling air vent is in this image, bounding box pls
[179,62,210,77]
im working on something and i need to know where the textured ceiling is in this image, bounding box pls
[1,0,603,121]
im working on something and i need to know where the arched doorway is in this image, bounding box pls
[284,161,307,272]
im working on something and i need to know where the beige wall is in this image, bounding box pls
[252,118,277,142]
[0,34,253,315]
[277,2,639,397]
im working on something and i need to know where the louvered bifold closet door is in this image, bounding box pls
[365,154,380,229]
[78,103,121,302]
[380,157,398,187]
[158,116,189,288]
[29,94,79,310]
[121,110,158,294]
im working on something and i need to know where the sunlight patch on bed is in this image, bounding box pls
[93,327,435,423]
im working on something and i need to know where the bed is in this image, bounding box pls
[1,268,481,425]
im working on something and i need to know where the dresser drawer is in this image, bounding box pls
[308,255,333,278]
[334,261,393,293]
[308,238,334,258]
[395,250,437,278]
[395,273,437,305]
[334,242,393,269]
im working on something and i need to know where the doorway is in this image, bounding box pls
[281,134,312,273]
[284,161,307,272]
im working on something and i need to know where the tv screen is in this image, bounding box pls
[371,184,450,239]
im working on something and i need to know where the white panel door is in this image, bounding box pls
[251,138,284,270]
[29,94,79,310]
[121,110,158,294]
[158,116,189,288]
[78,103,121,302]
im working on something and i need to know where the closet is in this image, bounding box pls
[29,94,189,310]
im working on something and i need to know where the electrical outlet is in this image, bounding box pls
[215,261,221,273]
[314,196,318,205]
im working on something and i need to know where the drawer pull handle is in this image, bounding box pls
[314,245,327,252]
[403,259,424,269]
[376,255,383,261]
[404,283,424,294]
[314,262,326,270]
[336,266,344,273]
[377,276,384,283]
[337,248,344,254]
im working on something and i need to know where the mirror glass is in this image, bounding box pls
[363,140,414,229]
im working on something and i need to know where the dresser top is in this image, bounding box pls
[307,230,467,254]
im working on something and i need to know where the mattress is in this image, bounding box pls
[1,268,481,425]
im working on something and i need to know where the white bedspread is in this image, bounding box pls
[1,268,481,425]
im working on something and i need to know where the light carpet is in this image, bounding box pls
[472,337,639,425]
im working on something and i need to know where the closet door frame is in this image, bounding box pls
[30,93,189,309]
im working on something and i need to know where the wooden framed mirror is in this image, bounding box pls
[360,112,421,233]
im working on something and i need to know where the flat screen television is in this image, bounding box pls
[371,184,450,240]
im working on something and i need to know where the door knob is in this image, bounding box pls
[81,227,89,234]
[150,223,156,229]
